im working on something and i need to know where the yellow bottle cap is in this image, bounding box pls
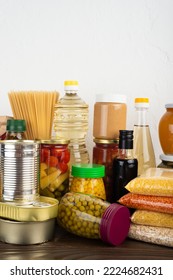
[64,80,78,86]
[135,98,149,103]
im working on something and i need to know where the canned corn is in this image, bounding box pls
[57,192,130,246]
[70,164,106,200]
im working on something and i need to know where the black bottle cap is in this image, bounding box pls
[119,130,134,149]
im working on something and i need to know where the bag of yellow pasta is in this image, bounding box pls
[125,168,173,196]
[131,210,173,228]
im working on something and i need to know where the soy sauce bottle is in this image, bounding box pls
[113,130,138,202]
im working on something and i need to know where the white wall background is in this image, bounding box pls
[0,0,173,164]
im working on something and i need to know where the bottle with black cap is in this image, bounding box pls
[112,130,138,202]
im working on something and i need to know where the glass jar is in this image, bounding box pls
[40,139,70,200]
[57,192,130,246]
[6,119,26,140]
[93,94,127,139]
[157,154,173,169]
[158,104,173,155]
[92,138,119,202]
[70,164,106,200]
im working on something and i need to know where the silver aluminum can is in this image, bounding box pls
[0,140,40,204]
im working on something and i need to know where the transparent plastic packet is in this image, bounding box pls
[118,193,173,214]
[125,167,173,196]
[128,223,173,247]
[131,210,173,228]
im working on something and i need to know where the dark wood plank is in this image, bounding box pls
[0,226,173,260]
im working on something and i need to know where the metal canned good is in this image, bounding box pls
[0,140,40,204]
[0,218,56,245]
[0,196,59,221]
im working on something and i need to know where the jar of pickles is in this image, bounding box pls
[40,139,70,200]
[70,164,106,200]
[93,138,119,202]
[57,192,130,245]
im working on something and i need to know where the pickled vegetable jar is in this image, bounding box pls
[57,192,130,245]
[70,164,106,200]
[40,139,70,200]
[93,138,119,202]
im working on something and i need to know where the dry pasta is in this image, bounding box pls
[131,210,173,228]
[8,91,59,140]
[125,168,173,196]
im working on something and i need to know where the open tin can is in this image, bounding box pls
[0,218,56,245]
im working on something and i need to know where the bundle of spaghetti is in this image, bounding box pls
[8,91,59,140]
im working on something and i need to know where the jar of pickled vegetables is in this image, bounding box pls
[40,139,70,200]
[70,164,106,200]
[57,192,130,245]
[93,138,119,202]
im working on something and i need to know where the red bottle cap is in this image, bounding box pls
[100,203,130,246]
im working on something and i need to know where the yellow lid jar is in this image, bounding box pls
[70,164,106,200]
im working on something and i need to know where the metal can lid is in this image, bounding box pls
[72,164,105,178]
[93,138,119,144]
[165,104,173,108]
[160,154,173,162]
[100,203,130,246]
[41,139,69,145]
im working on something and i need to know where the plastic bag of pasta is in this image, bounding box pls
[131,210,173,228]
[125,167,173,196]
[128,223,173,247]
[118,193,173,214]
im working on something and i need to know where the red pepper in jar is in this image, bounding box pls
[40,140,70,201]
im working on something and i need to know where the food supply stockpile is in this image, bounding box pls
[119,168,173,247]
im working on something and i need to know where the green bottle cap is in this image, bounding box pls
[72,164,105,178]
[6,119,26,132]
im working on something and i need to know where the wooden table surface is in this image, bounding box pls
[0,225,173,260]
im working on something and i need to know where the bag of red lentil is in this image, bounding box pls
[118,193,173,214]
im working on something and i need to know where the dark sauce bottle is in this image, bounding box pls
[113,130,138,202]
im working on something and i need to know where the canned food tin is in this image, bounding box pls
[0,140,40,204]
[0,218,56,245]
[0,196,59,221]
[40,139,70,201]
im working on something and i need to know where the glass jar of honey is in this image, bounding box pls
[92,138,119,202]
[158,104,173,155]
[40,139,70,200]
[57,192,130,246]
[70,163,106,200]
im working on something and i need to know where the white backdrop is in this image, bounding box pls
[0,0,173,164]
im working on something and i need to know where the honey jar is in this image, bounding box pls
[158,104,173,155]
[57,192,130,246]
[70,163,106,200]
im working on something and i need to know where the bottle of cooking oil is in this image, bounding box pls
[53,81,90,172]
[133,98,156,176]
